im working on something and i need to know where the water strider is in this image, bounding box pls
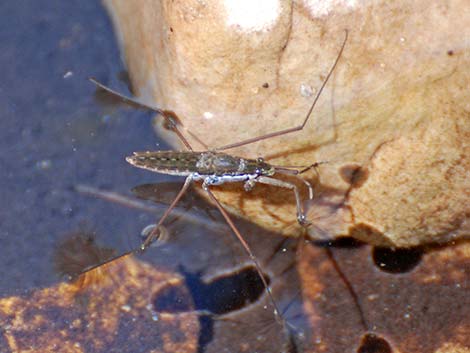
[85,30,348,340]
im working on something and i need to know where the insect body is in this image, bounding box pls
[87,30,348,336]
[127,151,275,179]
[127,150,312,228]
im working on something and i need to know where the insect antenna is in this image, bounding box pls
[214,29,348,152]
[255,161,326,207]
[89,77,194,151]
[270,160,328,173]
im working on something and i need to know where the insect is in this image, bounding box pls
[86,30,348,334]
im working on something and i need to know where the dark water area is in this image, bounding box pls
[0,1,150,295]
[0,0,270,291]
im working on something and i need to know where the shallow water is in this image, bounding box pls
[0,2,302,351]
[2,3,469,353]
[0,0,156,295]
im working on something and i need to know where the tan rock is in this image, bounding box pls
[102,0,470,247]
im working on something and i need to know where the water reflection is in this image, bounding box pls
[55,182,306,352]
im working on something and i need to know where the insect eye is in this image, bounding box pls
[257,157,265,163]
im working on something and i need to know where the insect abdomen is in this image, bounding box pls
[126,151,203,176]
[126,151,272,177]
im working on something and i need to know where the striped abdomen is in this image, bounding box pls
[126,151,275,177]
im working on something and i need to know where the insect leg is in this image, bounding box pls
[202,181,287,328]
[141,175,193,250]
[254,176,310,226]
[214,30,348,151]
[324,247,369,331]
[296,177,313,200]
[89,78,194,151]
[274,161,329,200]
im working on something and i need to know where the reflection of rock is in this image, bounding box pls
[102,0,470,246]
[0,256,198,353]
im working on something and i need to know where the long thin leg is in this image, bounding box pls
[274,161,329,200]
[324,247,369,331]
[271,171,314,200]
[141,175,193,250]
[214,30,348,151]
[77,249,136,279]
[89,78,194,151]
[202,183,286,328]
[255,176,309,225]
